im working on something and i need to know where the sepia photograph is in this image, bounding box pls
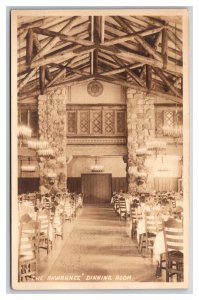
[11,8,190,290]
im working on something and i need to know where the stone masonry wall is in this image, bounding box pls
[126,88,155,193]
[38,88,68,189]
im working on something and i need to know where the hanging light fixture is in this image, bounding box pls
[91,157,104,172]
[27,139,49,150]
[18,125,32,139]
[21,165,36,172]
[20,157,36,172]
[37,148,54,158]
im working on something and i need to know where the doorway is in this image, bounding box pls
[81,173,112,203]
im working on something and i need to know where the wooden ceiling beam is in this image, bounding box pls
[47,74,95,90]
[32,27,94,47]
[96,74,182,104]
[152,67,182,97]
[162,28,168,69]
[104,30,139,52]
[93,16,101,75]
[146,65,152,89]
[17,17,73,50]
[31,16,81,62]
[26,29,34,64]
[39,66,46,94]
[158,43,182,56]
[167,29,183,51]
[100,45,182,75]
[113,16,163,62]
[137,16,182,35]
[65,66,90,76]
[112,55,145,86]
[101,16,105,43]
[46,54,90,88]
[99,62,144,76]
[30,45,94,68]
[103,26,163,46]
[18,69,37,91]
[18,21,90,59]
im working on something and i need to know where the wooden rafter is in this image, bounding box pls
[30,45,95,68]
[100,62,144,76]
[96,74,182,104]
[152,67,182,97]
[112,55,145,86]
[32,16,82,62]
[162,28,168,69]
[32,27,94,47]
[113,16,163,62]
[17,14,183,101]
[99,45,183,75]
[103,26,163,47]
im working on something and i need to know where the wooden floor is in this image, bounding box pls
[38,203,164,283]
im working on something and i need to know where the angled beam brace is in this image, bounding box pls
[96,74,182,104]
[113,16,163,62]
[103,26,163,47]
[112,55,145,86]
[32,27,94,47]
[99,45,183,75]
[152,67,182,97]
[31,16,81,62]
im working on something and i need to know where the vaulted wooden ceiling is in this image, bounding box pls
[17,15,183,103]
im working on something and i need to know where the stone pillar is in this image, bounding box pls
[38,88,68,189]
[126,88,155,193]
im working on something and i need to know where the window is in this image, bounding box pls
[18,108,39,137]
[155,106,183,137]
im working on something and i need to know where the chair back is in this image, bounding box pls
[36,211,50,235]
[164,218,183,253]
[18,221,40,259]
[130,203,137,222]
[145,212,163,234]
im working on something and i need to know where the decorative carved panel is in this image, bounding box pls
[67,137,126,145]
[66,105,126,143]
[116,111,126,134]
[67,111,77,134]
[91,111,102,134]
[79,111,89,134]
[164,111,174,127]
[104,111,114,134]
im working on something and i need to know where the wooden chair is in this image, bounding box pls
[18,221,40,282]
[37,211,52,254]
[118,197,127,221]
[164,218,183,282]
[53,207,64,240]
[129,203,142,239]
[64,198,73,221]
[139,213,163,256]
[113,197,120,215]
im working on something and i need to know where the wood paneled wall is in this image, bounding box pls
[67,177,127,194]
[18,178,40,194]
[67,177,82,193]
[112,177,127,193]
[153,177,178,192]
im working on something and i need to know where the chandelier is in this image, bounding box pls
[37,148,54,158]
[91,157,104,172]
[21,165,36,172]
[146,140,167,151]
[162,125,183,138]
[18,125,32,139]
[27,139,49,150]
